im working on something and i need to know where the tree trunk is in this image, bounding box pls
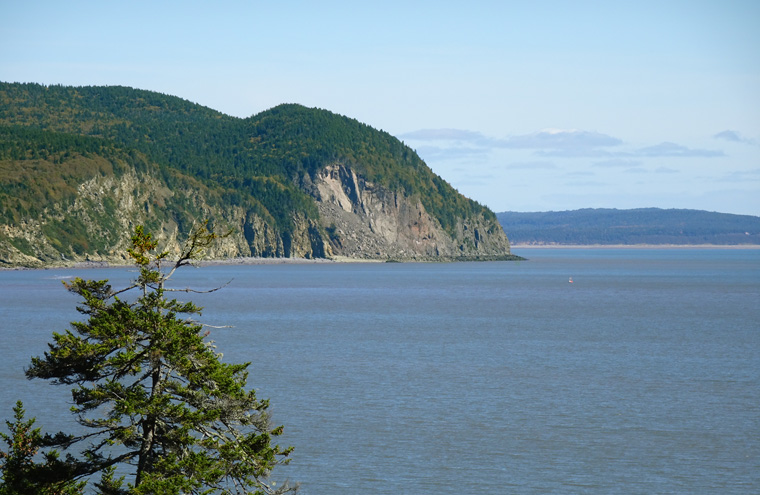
[135,363,160,487]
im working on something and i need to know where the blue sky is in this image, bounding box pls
[2,1,758,215]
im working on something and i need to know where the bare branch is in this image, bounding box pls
[164,279,233,294]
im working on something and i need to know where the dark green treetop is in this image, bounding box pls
[21,224,295,494]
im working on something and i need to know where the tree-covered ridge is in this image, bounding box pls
[0,125,118,161]
[0,84,324,250]
[244,104,493,232]
[0,82,494,237]
[497,208,760,245]
[0,124,286,260]
[0,83,254,178]
[0,126,132,238]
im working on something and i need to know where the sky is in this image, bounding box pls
[1,1,759,215]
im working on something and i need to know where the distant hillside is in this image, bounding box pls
[497,208,760,245]
[0,82,513,266]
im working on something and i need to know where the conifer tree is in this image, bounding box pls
[0,401,85,495]
[20,224,295,494]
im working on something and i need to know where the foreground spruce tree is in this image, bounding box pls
[19,225,294,494]
[0,401,85,495]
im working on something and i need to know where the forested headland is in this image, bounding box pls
[0,82,512,266]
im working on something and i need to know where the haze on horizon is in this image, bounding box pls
[1,1,758,216]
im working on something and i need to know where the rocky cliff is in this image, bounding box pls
[1,159,511,266]
[0,160,330,267]
[0,83,514,266]
[313,163,510,260]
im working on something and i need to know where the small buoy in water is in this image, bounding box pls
[569,277,573,283]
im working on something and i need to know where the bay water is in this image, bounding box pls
[1,248,758,494]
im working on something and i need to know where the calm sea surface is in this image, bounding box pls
[1,248,758,494]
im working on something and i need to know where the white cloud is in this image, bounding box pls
[714,130,742,142]
[655,166,680,174]
[413,144,490,162]
[537,148,615,158]
[716,168,760,183]
[636,142,724,157]
[455,173,497,187]
[497,129,622,150]
[503,161,557,170]
[593,158,642,168]
[401,129,729,164]
[398,129,486,142]
[399,127,622,152]
[564,179,607,187]
[713,130,756,145]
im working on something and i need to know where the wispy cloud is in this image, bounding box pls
[564,179,607,187]
[713,130,756,145]
[636,142,724,157]
[655,166,680,174]
[716,168,760,183]
[456,173,497,187]
[536,148,615,158]
[413,144,490,162]
[400,128,727,161]
[503,161,557,170]
[497,129,622,150]
[398,129,487,143]
[592,159,642,168]
[400,127,621,152]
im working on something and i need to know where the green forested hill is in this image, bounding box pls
[0,123,270,259]
[244,104,488,231]
[0,82,505,265]
[497,208,760,245]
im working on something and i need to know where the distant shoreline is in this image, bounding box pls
[2,247,757,271]
[497,209,760,247]
[0,256,341,271]
[510,244,760,249]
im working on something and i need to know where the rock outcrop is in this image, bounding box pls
[0,83,515,266]
[313,163,511,260]
[0,167,331,267]
[0,161,512,266]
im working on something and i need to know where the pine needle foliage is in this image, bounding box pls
[20,224,295,494]
[0,401,85,495]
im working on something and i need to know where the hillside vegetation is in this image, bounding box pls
[0,82,510,265]
[497,208,760,245]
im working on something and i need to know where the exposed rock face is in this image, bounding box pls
[313,163,511,260]
[0,84,516,266]
[0,169,331,267]
[0,162,510,267]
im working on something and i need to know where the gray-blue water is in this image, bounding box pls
[1,248,758,494]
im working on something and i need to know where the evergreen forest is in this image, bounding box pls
[0,82,492,261]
